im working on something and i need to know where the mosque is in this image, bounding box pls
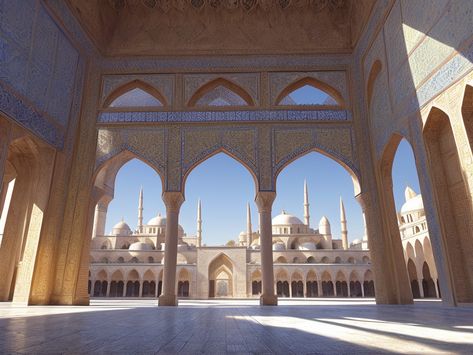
[89,182,436,300]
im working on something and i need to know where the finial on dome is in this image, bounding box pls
[282,210,286,214]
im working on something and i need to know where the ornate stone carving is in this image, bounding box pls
[98,109,351,123]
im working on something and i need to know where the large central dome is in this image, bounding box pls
[272,211,304,226]
[147,213,166,226]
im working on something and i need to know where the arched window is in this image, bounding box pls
[188,78,254,107]
[104,81,166,108]
[276,78,342,106]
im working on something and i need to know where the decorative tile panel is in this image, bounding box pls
[98,109,351,123]
[101,74,175,107]
[269,71,349,106]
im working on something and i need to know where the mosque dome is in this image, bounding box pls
[177,242,189,251]
[351,239,362,245]
[129,241,153,251]
[272,242,286,251]
[272,211,304,225]
[239,231,247,242]
[401,190,424,215]
[146,213,184,233]
[319,216,331,235]
[251,237,260,247]
[111,219,132,236]
[147,213,166,226]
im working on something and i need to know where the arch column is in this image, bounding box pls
[106,279,111,297]
[92,195,112,238]
[357,190,413,304]
[255,191,277,305]
[0,120,12,198]
[158,192,184,307]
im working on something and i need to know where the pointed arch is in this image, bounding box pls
[275,77,344,107]
[103,80,167,108]
[94,149,165,198]
[143,270,155,281]
[188,78,255,107]
[274,148,361,196]
[111,270,124,280]
[366,60,382,109]
[182,149,258,194]
[208,253,234,278]
[336,271,347,281]
[127,269,140,280]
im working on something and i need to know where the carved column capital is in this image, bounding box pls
[255,191,276,213]
[162,191,185,212]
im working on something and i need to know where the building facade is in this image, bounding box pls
[89,182,374,299]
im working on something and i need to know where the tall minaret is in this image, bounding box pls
[138,186,143,233]
[304,179,310,227]
[196,199,202,247]
[340,197,348,250]
[246,203,252,247]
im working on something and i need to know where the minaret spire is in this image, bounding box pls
[340,196,348,250]
[304,179,310,227]
[138,186,143,233]
[246,203,252,247]
[197,199,202,247]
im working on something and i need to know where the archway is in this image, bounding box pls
[275,269,290,297]
[407,259,421,299]
[109,270,124,297]
[178,268,190,297]
[422,262,437,298]
[423,107,473,302]
[126,270,140,297]
[335,271,348,297]
[291,271,304,298]
[93,270,108,297]
[363,270,375,297]
[306,270,318,297]
[251,270,262,296]
[142,270,156,297]
[0,133,55,302]
[349,271,362,298]
[321,271,334,297]
[208,254,234,298]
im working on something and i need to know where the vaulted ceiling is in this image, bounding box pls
[66,0,376,56]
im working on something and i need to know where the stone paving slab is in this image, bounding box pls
[0,299,472,354]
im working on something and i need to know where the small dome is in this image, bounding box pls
[239,231,247,242]
[129,241,153,251]
[272,242,285,251]
[147,213,166,226]
[401,194,424,214]
[146,213,184,233]
[351,239,362,245]
[272,211,304,225]
[251,237,260,246]
[319,216,331,235]
[177,242,189,251]
[112,219,132,236]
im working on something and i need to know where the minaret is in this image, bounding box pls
[340,197,348,250]
[246,203,252,247]
[196,199,202,247]
[304,179,310,227]
[138,186,143,233]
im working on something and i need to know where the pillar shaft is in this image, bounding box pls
[158,192,184,306]
[92,198,110,238]
[255,191,277,305]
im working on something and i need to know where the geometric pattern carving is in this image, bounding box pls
[269,72,349,106]
[272,125,359,184]
[181,126,258,179]
[95,128,166,173]
[98,109,351,123]
[184,73,260,105]
[101,74,174,107]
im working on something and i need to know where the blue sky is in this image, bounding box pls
[104,139,420,245]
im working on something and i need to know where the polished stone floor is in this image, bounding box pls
[0,298,472,354]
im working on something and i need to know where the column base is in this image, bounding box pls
[158,294,178,306]
[260,294,278,306]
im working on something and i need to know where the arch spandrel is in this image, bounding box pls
[180,126,259,191]
[271,126,361,194]
[95,128,166,176]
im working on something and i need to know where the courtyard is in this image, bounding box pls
[1,299,472,354]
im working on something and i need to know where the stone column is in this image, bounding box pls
[255,191,277,305]
[158,192,184,306]
[348,283,351,298]
[106,280,111,297]
[361,284,364,298]
[317,279,322,297]
[139,281,143,297]
[418,280,424,298]
[92,196,111,238]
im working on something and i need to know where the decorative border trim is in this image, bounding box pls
[98,109,351,123]
[0,81,63,148]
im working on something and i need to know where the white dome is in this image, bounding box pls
[272,242,286,251]
[401,194,424,214]
[147,213,166,226]
[239,231,247,242]
[129,241,153,251]
[298,242,316,250]
[352,239,362,245]
[146,213,184,233]
[112,219,132,236]
[272,211,304,225]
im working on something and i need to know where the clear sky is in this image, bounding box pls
[104,138,421,246]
